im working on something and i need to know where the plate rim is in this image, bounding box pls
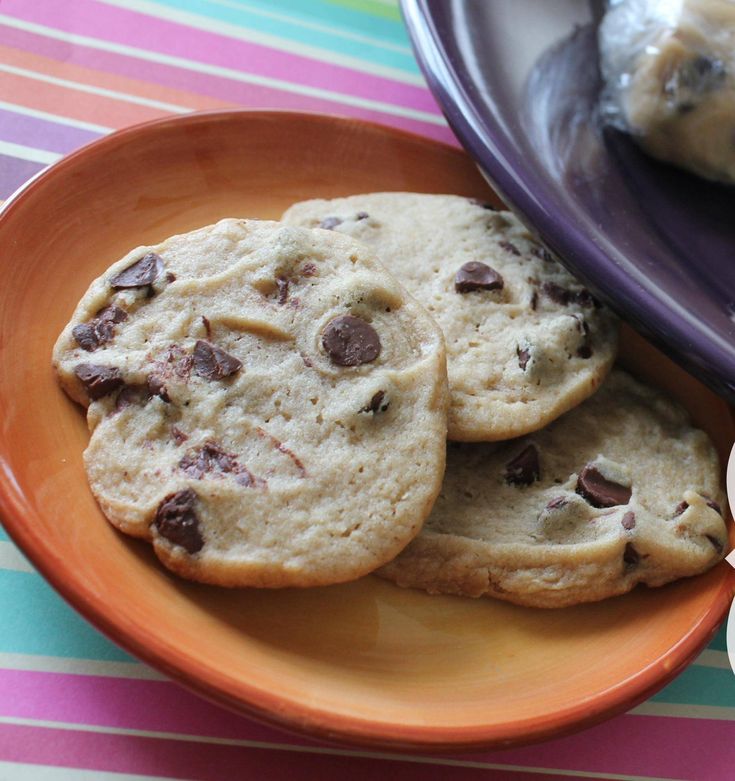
[0,108,733,753]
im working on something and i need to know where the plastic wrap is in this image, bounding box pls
[598,0,735,183]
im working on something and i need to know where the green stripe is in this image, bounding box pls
[0,570,131,662]
[0,524,8,542]
[652,662,735,707]
[709,621,728,652]
[325,0,402,22]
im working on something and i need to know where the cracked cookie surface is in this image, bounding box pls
[377,370,727,607]
[53,219,448,587]
[283,193,619,441]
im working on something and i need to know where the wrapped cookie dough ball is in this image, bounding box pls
[599,0,735,183]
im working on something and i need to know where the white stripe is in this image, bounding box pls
[0,99,112,134]
[0,15,444,126]
[0,62,189,114]
[0,652,165,681]
[0,716,682,780]
[0,140,60,165]
[101,0,416,69]
[694,649,731,670]
[0,540,35,573]
[631,701,735,720]
[0,760,172,781]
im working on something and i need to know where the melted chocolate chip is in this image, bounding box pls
[115,383,151,411]
[577,344,593,359]
[321,315,381,367]
[179,441,237,479]
[576,465,632,508]
[147,373,170,402]
[530,291,538,310]
[621,511,636,530]
[705,497,723,515]
[361,390,389,414]
[301,263,318,277]
[674,497,722,517]
[201,315,212,339]
[623,542,639,571]
[72,305,128,351]
[517,345,531,371]
[109,253,163,289]
[319,216,342,230]
[276,276,289,305]
[706,534,724,555]
[504,445,540,486]
[74,363,124,400]
[673,500,689,517]
[355,211,369,220]
[545,496,567,511]
[193,340,242,380]
[499,240,520,256]
[154,489,203,554]
[455,261,504,293]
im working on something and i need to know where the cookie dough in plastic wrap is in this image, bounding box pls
[599,0,735,184]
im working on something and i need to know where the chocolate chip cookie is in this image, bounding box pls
[53,219,448,587]
[377,370,728,607]
[282,193,619,441]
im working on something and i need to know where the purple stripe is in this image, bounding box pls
[0,24,455,146]
[2,669,735,778]
[1,0,439,116]
[0,107,101,153]
[0,154,45,199]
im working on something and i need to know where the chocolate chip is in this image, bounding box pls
[361,390,389,414]
[193,340,242,380]
[455,262,504,293]
[532,246,555,263]
[545,496,567,511]
[673,500,689,517]
[621,511,636,530]
[499,240,520,256]
[72,305,128,351]
[576,465,632,508]
[623,542,639,571]
[301,263,318,277]
[319,216,342,230]
[201,315,211,339]
[705,497,723,515]
[504,445,540,486]
[322,315,381,367]
[147,373,170,402]
[577,345,593,359]
[542,282,596,308]
[74,363,124,400]
[154,489,203,554]
[355,211,369,220]
[109,253,163,289]
[179,441,238,479]
[171,426,188,446]
[706,534,724,555]
[517,345,531,370]
[530,291,538,310]
[165,272,176,283]
[115,383,151,411]
[276,277,289,305]
[470,198,498,211]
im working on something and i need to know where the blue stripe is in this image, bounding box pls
[0,570,132,662]
[145,0,419,74]
[651,663,735,707]
[0,524,8,542]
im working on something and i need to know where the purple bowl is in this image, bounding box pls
[402,0,735,402]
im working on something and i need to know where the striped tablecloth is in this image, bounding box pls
[1,2,734,779]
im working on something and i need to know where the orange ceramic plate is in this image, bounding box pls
[0,111,733,752]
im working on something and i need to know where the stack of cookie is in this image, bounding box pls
[53,194,728,607]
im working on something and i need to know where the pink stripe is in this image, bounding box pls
[1,0,438,116]
[2,670,735,778]
[0,724,577,781]
[0,23,456,146]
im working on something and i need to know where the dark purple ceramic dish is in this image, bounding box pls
[401,0,735,402]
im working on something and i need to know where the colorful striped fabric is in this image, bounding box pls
[1,2,734,779]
